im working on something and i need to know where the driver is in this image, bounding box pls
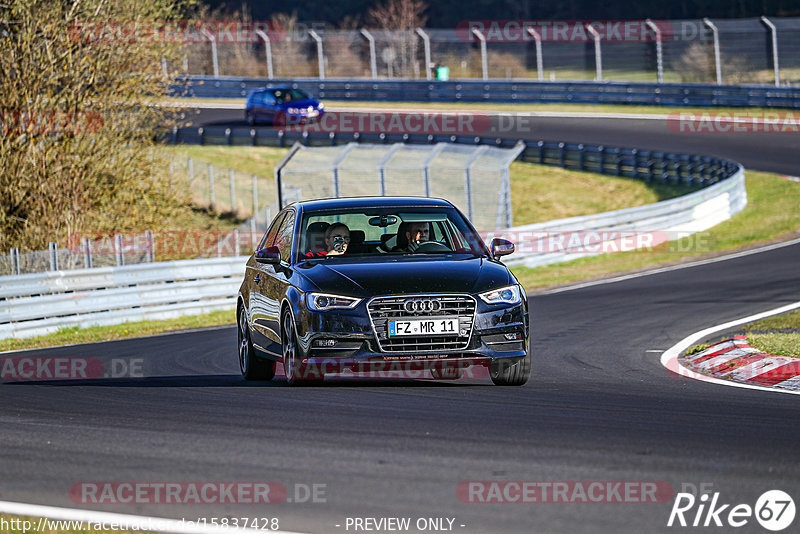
[324,223,350,256]
[405,221,429,252]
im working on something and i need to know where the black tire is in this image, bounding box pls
[238,306,276,381]
[281,311,323,386]
[489,353,530,386]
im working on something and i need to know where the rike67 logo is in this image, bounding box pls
[668,489,795,531]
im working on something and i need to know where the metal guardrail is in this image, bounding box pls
[0,257,246,339]
[175,76,800,108]
[501,165,746,268]
[170,126,737,190]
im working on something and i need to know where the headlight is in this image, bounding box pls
[478,285,521,305]
[318,102,324,109]
[287,107,299,114]
[307,292,361,311]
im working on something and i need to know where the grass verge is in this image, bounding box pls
[167,145,695,227]
[511,170,800,290]
[745,333,800,358]
[0,310,234,353]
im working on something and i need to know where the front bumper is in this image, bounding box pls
[293,299,528,373]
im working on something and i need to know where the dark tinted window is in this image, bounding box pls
[258,212,285,250]
[275,212,295,263]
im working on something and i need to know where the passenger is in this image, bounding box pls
[324,223,350,256]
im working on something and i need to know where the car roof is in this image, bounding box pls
[295,196,455,212]
[251,86,295,92]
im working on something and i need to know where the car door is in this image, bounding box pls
[248,211,285,356]
[262,92,278,124]
[250,209,296,356]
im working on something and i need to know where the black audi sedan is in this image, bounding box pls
[236,197,530,386]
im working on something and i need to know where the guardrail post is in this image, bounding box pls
[309,30,325,79]
[255,29,274,79]
[225,128,231,146]
[250,128,257,146]
[48,242,58,271]
[537,140,544,164]
[578,144,585,171]
[526,27,544,81]
[558,142,566,168]
[416,29,432,81]
[645,19,663,83]
[703,19,722,84]
[615,148,622,176]
[82,238,93,269]
[11,248,20,275]
[360,29,378,80]
[171,126,178,145]
[761,17,780,87]
[229,168,236,215]
[471,28,489,80]
[145,230,155,262]
[586,23,603,81]
[632,149,639,179]
[208,163,215,210]
[198,127,205,145]
[114,234,124,266]
[598,146,605,174]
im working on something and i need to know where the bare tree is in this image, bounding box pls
[368,0,428,78]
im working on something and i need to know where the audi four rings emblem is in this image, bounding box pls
[403,298,441,314]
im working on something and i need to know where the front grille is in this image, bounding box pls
[368,295,476,352]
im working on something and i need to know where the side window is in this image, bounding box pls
[275,212,296,263]
[263,92,277,105]
[258,212,286,250]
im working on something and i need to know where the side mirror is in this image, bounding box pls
[491,238,515,258]
[255,246,281,264]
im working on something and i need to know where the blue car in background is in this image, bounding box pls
[245,87,325,126]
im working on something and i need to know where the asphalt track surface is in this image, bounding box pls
[1,106,799,534]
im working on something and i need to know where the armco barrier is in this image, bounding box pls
[0,257,247,340]
[501,164,746,268]
[174,76,800,109]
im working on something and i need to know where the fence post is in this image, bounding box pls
[360,29,378,80]
[416,29,432,80]
[208,163,215,210]
[761,17,780,87]
[703,18,722,84]
[145,230,155,262]
[471,28,489,80]
[116,234,126,266]
[234,229,240,257]
[464,145,489,222]
[188,157,194,187]
[82,238,93,269]
[598,146,605,174]
[586,23,603,81]
[201,29,219,78]
[309,29,325,79]
[645,19,663,84]
[229,168,236,215]
[526,27,544,81]
[11,248,20,275]
[49,242,58,271]
[255,29,274,79]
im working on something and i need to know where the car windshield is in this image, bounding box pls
[272,89,310,103]
[299,207,487,261]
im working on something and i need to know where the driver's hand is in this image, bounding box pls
[407,240,420,252]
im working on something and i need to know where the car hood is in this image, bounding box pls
[279,99,319,109]
[295,255,512,297]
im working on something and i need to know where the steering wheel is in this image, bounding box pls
[412,240,452,253]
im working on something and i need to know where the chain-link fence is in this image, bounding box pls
[169,17,800,85]
[278,142,523,231]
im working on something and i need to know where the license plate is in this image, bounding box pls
[388,317,460,337]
